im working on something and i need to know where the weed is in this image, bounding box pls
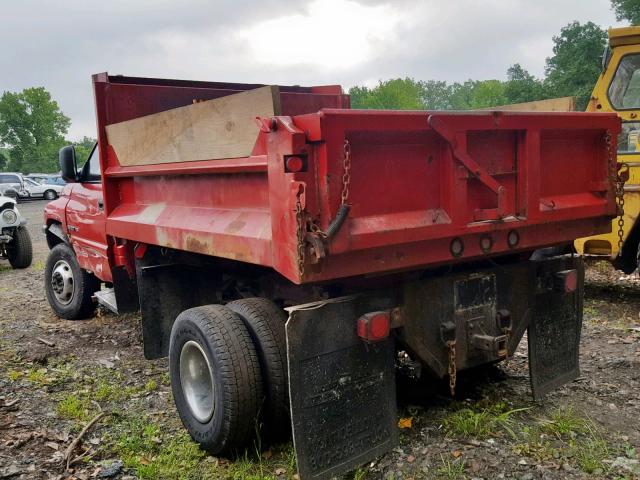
[572,437,609,474]
[436,454,466,479]
[516,408,618,476]
[144,379,158,393]
[352,467,368,480]
[159,372,170,386]
[56,394,92,421]
[26,367,48,384]
[109,417,214,480]
[540,407,590,438]
[7,370,23,381]
[32,260,45,271]
[443,402,528,439]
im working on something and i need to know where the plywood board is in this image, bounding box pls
[481,96,576,112]
[106,85,281,166]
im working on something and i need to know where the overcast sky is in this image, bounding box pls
[0,0,623,140]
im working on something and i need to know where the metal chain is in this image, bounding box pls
[607,132,628,252]
[341,139,352,206]
[307,139,352,237]
[295,193,306,279]
[446,340,457,396]
[616,171,626,252]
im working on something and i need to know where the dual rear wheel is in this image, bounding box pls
[169,298,288,454]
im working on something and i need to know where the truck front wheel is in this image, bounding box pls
[44,243,99,319]
[7,227,33,269]
[169,305,263,455]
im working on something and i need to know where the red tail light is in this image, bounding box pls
[357,311,391,343]
[554,269,578,293]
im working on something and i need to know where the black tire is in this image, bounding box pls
[226,298,289,441]
[7,226,33,269]
[44,243,99,319]
[169,305,263,455]
[44,190,57,200]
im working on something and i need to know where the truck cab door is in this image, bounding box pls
[65,145,110,281]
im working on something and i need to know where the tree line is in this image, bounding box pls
[349,21,606,111]
[0,1,638,174]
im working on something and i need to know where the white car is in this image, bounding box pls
[21,177,64,200]
[0,194,32,268]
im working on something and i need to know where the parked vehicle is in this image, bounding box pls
[575,26,640,272]
[43,73,619,480]
[0,172,63,200]
[0,194,32,269]
[0,173,23,201]
[42,176,65,187]
[25,173,64,185]
[22,177,63,200]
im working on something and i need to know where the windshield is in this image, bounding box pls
[609,54,640,109]
[24,178,39,186]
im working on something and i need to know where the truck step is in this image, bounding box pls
[95,288,118,314]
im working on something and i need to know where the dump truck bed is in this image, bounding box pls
[94,74,619,284]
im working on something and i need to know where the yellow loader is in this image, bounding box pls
[574,26,640,273]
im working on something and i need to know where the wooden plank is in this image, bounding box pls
[106,85,281,166]
[481,96,576,112]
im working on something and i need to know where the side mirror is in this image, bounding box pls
[59,146,78,182]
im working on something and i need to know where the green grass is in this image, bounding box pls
[106,416,294,480]
[540,407,590,438]
[513,407,627,476]
[31,260,45,271]
[7,370,22,381]
[436,454,466,479]
[112,419,210,480]
[443,402,528,439]
[144,379,158,393]
[56,394,94,421]
[26,367,48,384]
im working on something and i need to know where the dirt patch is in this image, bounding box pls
[0,200,638,479]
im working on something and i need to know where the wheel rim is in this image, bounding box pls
[180,340,215,423]
[45,191,55,199]
[51,260,74,305]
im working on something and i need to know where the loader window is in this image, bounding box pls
[618,122,640,154]
[608,54,640,109]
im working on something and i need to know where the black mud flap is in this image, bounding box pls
[528,258,584,400]
[286,296,398,480]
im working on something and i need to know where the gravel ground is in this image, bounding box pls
[0,200,639,480]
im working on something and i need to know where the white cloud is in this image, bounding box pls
[0,0,624,140]
[238,0,401,69]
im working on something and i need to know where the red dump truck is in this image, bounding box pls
[43,73,619,479]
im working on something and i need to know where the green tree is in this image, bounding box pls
[349,78,426,109]
[611,0,640,24]
[504,64,546,104]
[0,87,70,173]
[0,149,7,170]
[448,80,507,109]
[420,80,453,110]
[544,21,607,109]
[73,136,97,164]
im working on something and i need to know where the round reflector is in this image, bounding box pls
[507,230,519,248]
[450,238,464,257]
[285,156,304,173]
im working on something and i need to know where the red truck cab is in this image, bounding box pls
[43,73,620,480]
[45,145,109,280]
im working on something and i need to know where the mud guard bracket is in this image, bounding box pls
[286,295,398,480]
[528,257,584,400]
